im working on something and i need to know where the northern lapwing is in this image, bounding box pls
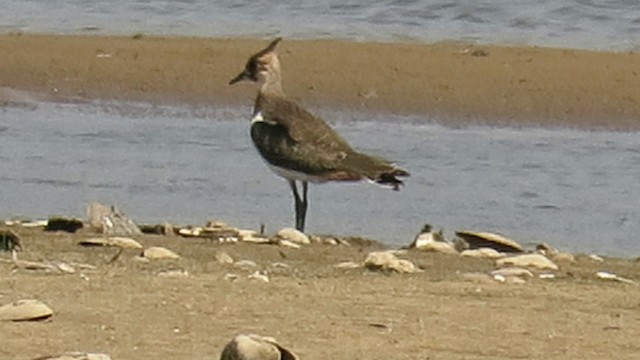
[229,38,409,233]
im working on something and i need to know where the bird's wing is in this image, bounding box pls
[257,95,352,150]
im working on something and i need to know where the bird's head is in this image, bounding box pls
[229,38,282,85]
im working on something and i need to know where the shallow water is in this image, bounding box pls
[1,101,639,257]
[2,0,640,50]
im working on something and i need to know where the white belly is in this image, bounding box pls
[266,163,328,183]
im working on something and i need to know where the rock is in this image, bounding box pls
[333,261,361,269]
[455,231,524,253]
[460,248,505,259]
[248,270,270,283]
[0,299,53,321]
[32,352,112,360]
[276,228,310,245]
[588,254,605,262]
[491,267,534,278]
[220,334,298,360]
[87,202,142,235]
[10,252,76,274]
[142,247,180,260]
[0,229,22,251]
[45,217,84,233]
[414,239,457,254]
[215,251,235,265]
[277,240,301,249]
[364,251,418,274]
[241,235,270,244]
[78,237,143,249]
[493,275,526,284]
[496,253,558,270]
[178,227,203,237]
[596,271,636,285]
[157,269,189,278]
[238,229,259,239]
[234,260,258,269]
[51,261,76,274]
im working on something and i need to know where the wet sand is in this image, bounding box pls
[1,33,640,129]
[1,227,640,359]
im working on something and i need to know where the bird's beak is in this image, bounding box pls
[229,69,250,85]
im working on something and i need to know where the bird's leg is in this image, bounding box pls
[300,181,308,232]
[288,180,308,232]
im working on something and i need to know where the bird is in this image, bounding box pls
[229,38,409,233]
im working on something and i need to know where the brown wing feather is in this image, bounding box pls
[254,94,409,187]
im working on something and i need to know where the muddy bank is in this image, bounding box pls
[1,34,639,129]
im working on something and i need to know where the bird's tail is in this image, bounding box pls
[373,167,410,191]
[340,152,410,191]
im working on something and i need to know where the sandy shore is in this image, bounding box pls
[1,33,640,129]
[1,225,639,359]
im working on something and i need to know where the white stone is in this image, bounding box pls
[234,260,258,269]
[491,267,534,278]
[364,251,418,274]
[36,352,112,360]
[215,251,234,265]
[460,248,505,259]
[143,247,180,260]
[157,269,189,278]
[333,261,361,269]
[588,254,605,262]
[278,240,301,249]
[414,240,458,254]
[178,227,202,237]
[596,271,636,284]
[241,235,270,244]
[496,253,558,270]
[276,228,310,245]
[248,270,270,283]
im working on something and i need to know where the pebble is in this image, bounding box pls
[0,299,53,322]
[278,239,301,249]
[178,227,202,237]
[460,248,505,259]
[78,237,143,249]
[157,269,189,278]
[215,251,234,265]
[491,267,534,278]
[142,247,180,260]
[496,253,559,270]
[333,261,362,269]
[220,334,298,360]
[276,228,310,245]
[248,270,270,283]
[596,271,636,285]
[35,353,112,360]
[364,251,418,274]
[413,238,458,254]
[234,260,258,269]
[588,254,605,262]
